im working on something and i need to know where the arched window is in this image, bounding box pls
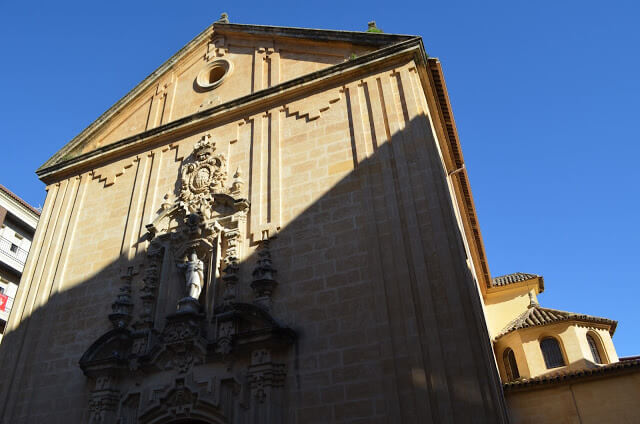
[540,337,565,369]
[502,348,520,381]
[587,333,603,364]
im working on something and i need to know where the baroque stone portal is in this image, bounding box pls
[79,135,295,424]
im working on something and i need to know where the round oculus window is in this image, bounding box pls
[196,59,232,90]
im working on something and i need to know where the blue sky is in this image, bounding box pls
[1,1,638,356]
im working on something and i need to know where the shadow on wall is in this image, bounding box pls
[0,116,507,423]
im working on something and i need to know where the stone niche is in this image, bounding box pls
[79,134,295,424]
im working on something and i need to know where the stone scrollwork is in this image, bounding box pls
[179,134,228,218]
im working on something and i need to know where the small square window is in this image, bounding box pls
[10,244,18,253]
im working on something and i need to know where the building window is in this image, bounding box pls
[503,348,520,381]
[587,333,603,364]
[540,337,565,369]
[9,244,18,253]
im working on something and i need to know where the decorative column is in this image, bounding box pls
[138,244,163,329]
[88,375,120,424]
[108,267,135,328]
[221,228,240,304]
[247,349,286,422]
[251,239,278,310]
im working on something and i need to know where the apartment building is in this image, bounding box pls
[0,185,39,341]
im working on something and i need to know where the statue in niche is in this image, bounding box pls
[178,251,204,300]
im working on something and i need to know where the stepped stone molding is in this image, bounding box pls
[90,156,140,187]
[282,87,344,122]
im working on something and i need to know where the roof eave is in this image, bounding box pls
[0,185,41,220]
[486,275,544,295]
[424,59,491,292]
[504,359,640,392]
[496,316,618,340]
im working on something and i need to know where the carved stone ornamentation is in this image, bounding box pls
[88,392,120,423]
[216,320,236,355]
[247,349,286,407]
[80,133,296,423]
[145,132,249,315]
[87,375,120,423]
[251,238,278,310]
[149,378,199,418]
[230,167,244,195]
[179,134,228,218]
[136,243,163,330]
[109,267,136,328]
[222,228,241,304]
[163,319,201,343]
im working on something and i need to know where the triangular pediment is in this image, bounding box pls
[38,22,415,176]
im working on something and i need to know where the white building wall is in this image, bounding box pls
[0,187,39,341]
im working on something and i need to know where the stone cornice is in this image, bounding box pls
[213,22,414,46]
[36,37,425,183]
[424,59,492,291]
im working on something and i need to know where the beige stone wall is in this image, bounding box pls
[572,325,618,364]
[495,323,618,381]
[506,371,640,423]
[485,283,540,338]
[0,34,507,422]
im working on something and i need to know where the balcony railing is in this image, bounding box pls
[0,236,28,266]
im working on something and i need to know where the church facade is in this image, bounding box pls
[0,18,637,423]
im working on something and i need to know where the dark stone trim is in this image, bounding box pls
[212,22,414,46]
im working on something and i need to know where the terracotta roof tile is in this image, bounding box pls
[491,272,539,287]
[504,359,640,391]
[496,305,617,338]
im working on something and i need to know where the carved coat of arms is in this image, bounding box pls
[179,135,228,218]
